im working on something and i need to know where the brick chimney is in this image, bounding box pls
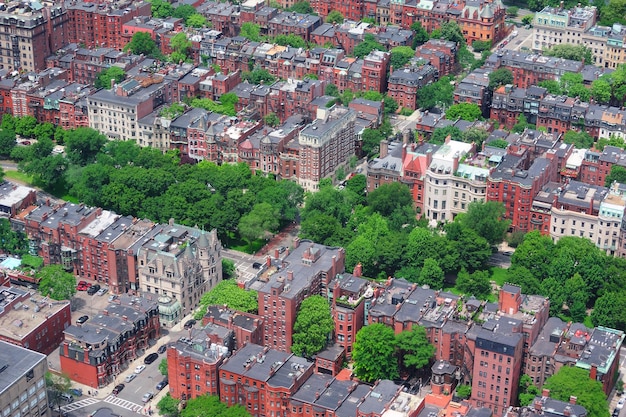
[569,396,577,405]
[274,249,280,259]
[542,388,550,398]
[380,140,389,158]
[287,271,293,281]
[294,237,300,248]
[353,262,362,277]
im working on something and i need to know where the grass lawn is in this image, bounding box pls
[490,267,508,286]
[4,170,33,184]
[225,232,267,254]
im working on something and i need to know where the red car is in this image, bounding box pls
[77,281,91,291]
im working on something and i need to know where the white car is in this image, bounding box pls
[617,399,625,410]
[134,365,146,374]
[96,287,108,296]
[142,392,154,403]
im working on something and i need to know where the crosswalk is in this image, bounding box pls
[60,397,99,413]
[103,395,143,413]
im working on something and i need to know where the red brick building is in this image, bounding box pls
[203,305,264,349]
[415,39,458,77]
[0,286,71,355]
[387,64,438,110]
[362,50,391,93]
[167,325,231,400]
[256,239,345,352]
[60,295,160,388]
[487,154,558,232]
[219,343,315,416]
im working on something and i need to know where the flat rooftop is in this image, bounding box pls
[0,340,46,396]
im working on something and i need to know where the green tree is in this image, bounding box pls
[353,34,385,59]
[0,129,16,157]
[433,21,465,45]
[181,395,250,417]
[591,291,626,329]
[472,40,492,52]
[446,103,483,121]
[416,76,455,110]
[150,0,174,18]
[383,95,399,115]
[240,22,261,41]
[158,358,168,376]
[222,259,236,279]
[170,32,192,62]
[196,280,258,319]
[459,201,510,246]
[242,68,276,85]
[411,22,429,48]
[544,44,593,63]
[65,127,108,166]
[124,31,160,57]
[34,122,55,142]
[263,112,280,127]
[513,113,534,133]
[563,130,594,149]
[431,125,462,144]
[518,374,540,406]
[418,258,444,289]
[0,218,27,255]
[506,6,519,16]
[173,4,196,20]
[455,268,492,298]
[461,127,489,148]
[605,164,626,186]
[457,384,472,399]
[46,372,72,415]
[325,83,340,97]
[538,79,562,95]
[353,323,399,383]
[326,10,344,23]
[238,202,279,243]
[157,393,180,417]
[488,138,509,149]
[186,13,208,28]
[522,14,534,25]
[367,181,414,218]
[390,46,415,69]
[273,34,306,48]
[506,266,542,296]
[591,79,612,104]
[15,115,38,138]
[95,67,126,89]
[543,367,609,417]
[511,231,555,280]
[488,68,514,89]
[395,325,435,373]
[291,295,334,357]
[21,154,68,189]
[289,1,314,14]
[37,265,76,300]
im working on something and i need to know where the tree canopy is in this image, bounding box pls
[489,68,514,89]
[240,22,261,41]
[353,34,385,59]
[124,32,161,58]
[445,103,483,121]
[181,395,250,417]
[291,295,335,357]
[95,67,125,89]
[543,367,608,417]
[326,10,345,24]
[196,280,258,319]
[37,265,76,300]
[544,44,593,63]
[353,323,399,383]
[395,325,436,373]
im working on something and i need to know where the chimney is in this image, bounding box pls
[569,396,577,405]
[332,255,337,275]
[590,365,597,380]
[380,140,389,158]
[564,407,571,417]
[110,78,115,89]
[542,389,550,398]
[294,237,300,248]
[287,271,293,281]
[169,218,175,226]
[353,262,362,277]
[265,256,271,267]
[275,249,280,259]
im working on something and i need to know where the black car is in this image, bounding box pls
[144,353,159,365]
[76,315,89,325]
[183,319,197,329]
[156,378,168,391]
[87,284,101,295]
[157,345,167,354]
[252,262,262,269]
[112,384,125,395]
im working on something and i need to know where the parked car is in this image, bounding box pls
[144,353,158,365]
[157,345,167,354]
[76,315,89,325]
[124,374,137,383]
[60,393,73,403]
[96,287,108,296]
[77,281,91,291]
[183,319,196,329]
[108,294,117,302]
[87,284,101,295]
[134,365,146,374]
[142,392,154,403]
[112,384,125,395]
[252,262,262,269]
[278,246,286,254]
[69,388,82,397]
[617,399,625,411]
[156,379,168,391]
